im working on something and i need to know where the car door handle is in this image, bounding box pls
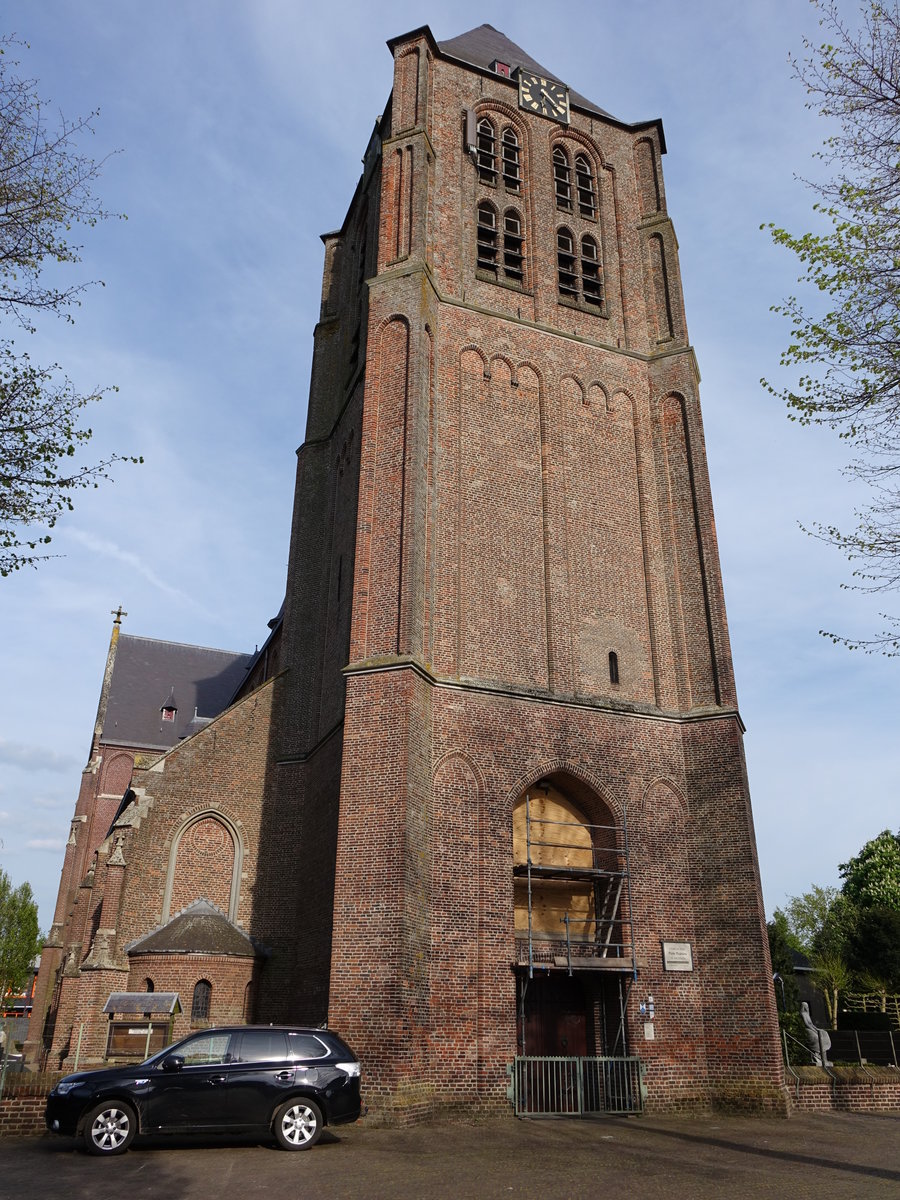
[274,1071,294,1082]
[207,1075,227,1085]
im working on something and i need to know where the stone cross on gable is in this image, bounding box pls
[111,605,128,625]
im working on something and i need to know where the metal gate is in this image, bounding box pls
[509,1055,644,1117]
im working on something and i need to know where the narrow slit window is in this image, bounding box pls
[609,651,619,685]
[477,202,499,273]
[575,154,596,218]
[501,128,521,192]
[557,228,577,297]
[476,118,497,185]
[553,147,572,210]
[581,235,603,306]
[503,209,524,282]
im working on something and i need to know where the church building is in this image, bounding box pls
[26,24,786,1118]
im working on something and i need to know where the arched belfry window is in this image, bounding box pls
[581,235,603,306]
[501,127,521,192]
[575,154,596,218]
[553,146,572,210]
[476,202,498,273]
[477,118,497,185]
[503,209,524,282]
[557,228,577,297]
[191,979,211,1024]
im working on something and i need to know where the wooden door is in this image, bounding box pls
[519,975,587,1056]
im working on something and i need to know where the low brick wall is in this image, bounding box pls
[0,1094,48,1136]
[786,1066,900,1113]
[0,1073,63,1137]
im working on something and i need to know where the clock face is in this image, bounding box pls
[518,71,569,123]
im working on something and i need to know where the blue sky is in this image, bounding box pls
[1,0,897,930]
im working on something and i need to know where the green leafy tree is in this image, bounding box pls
[850,906,900,997]
[0,869,41,1004]
[0,35,139,576]
[774,884,840,952]
[810,949,853,1026]
[765,1,900,651]
[839,828,900,909]
[767,916,801,1008]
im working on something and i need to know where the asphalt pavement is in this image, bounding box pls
[2,1110,899,1199]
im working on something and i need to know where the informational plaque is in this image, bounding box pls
[662,941,694,972]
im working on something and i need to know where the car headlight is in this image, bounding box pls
[335,1061,360,1077]
[54,1079,80,1096]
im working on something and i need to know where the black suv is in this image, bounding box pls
[45,1025,361,1154]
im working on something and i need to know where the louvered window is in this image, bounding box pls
[557,228,577,297]
[501,128,521,192]
[553,147,572,210]
[476,118,497,185]
[503,210,524,282]
[581,235,603,306]
[477,202,498,273]
[575,154,596,218]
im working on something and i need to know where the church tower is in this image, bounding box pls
[270,25,785,1117]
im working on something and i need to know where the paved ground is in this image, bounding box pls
[2,1111,899,1199]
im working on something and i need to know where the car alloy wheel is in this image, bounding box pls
[274,1098,323,1149]
[84,1102,136,1155]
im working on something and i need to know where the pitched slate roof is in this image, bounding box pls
[101,634,253,751]
[126,899,261,958]
[437,24,615,121]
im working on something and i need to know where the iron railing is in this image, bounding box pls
[782,1026,899,1069]
[509,1055,644,1117]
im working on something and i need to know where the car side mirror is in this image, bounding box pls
[161,1054,185,1072]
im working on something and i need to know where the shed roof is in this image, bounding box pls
[103,992,182,1015]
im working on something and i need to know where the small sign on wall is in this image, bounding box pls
[662,941,694,972]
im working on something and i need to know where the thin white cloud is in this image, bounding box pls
[67,528,202,609]
[30,796,71,811]
[0,739,80,773]
[26,838,66,852]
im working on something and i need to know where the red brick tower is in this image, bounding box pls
[270,24,784,1117]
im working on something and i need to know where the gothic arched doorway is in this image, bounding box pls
[512,775,633,1060]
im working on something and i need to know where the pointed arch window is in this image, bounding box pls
[476,202,498,273]
[581,235,603,306]
[191,979,212,1024]
[503,209,524,282]
[476,118,497,185]
[501,127,521,192]
[553,146,572,210]
[575,154,597,218]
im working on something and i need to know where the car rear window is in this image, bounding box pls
[237,1030,289,1062]
[288,1033,328,1060]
